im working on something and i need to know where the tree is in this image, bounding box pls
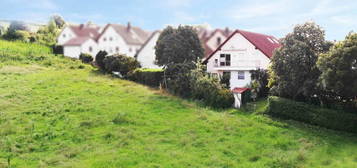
[103,54,140,76]
[35,20,59,46]
[317,33,357,101]
[155,25,204,66]
[95,51,108,70]
[250,69,269,98]
[269,22,328,101]
[2,21,30,40]
[79,53,93,63]
[50,14,66,29]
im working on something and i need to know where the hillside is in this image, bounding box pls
[0,40,357,168]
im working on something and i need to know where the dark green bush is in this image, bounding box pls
[95,50,107,70]
[103,54,140,76]
[127,68,163,87]
[79,53,93,63]
[266,96,357,133]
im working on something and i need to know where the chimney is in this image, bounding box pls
[127,22,131,32]
[79,24,84,29]
[224,27,230,35]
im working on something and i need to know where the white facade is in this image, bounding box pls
[63,38,98,59]
[136,32,161,69]
[206,32,270,90]
[57,27,76,45]
[97,26,126,56]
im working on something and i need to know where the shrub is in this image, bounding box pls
[103,54,140,76]
[189,62,234,108]
[79,53,93,63]
[95,50,107,70]
[250,69,269,98]
[266,96,357,133]
[127,68,164,87]
[164,62,195,98]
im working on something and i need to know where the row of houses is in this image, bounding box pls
[56,22,281,108]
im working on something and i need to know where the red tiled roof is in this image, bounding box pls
[63,37,91,46]
[203,29,281,63]
[232,87,250,94]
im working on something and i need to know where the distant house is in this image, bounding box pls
[134,27,232,69]
[57,22,151,59]
[203,29,281,108]
[135,31,161,69]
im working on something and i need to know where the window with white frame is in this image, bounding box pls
[220,54,231,66]
[238,71,245,80]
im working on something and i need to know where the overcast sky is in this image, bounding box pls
[0,0,356,40]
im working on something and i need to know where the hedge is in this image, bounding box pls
[127,68,163,87]
[266,96,357,133]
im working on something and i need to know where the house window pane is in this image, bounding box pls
[238,71,245,80]
[89,46,93,52]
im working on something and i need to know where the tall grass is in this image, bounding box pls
[0,40,88,69]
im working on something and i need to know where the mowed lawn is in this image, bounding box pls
[0,65,357,168]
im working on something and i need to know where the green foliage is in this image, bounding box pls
[79,53,93,64]
[155,25,204,66]
[103,54,140,76]
[34,20,60,46]
[317,33,357,101]
[165,62,196,98]
[0,40,87,69]
[269,22,329,101]
[250,69,269,98]
[95,50,108,70]
[189,62,234,108]
[127,68,164,87]
[266,96,357,133]
[220,72,230,89]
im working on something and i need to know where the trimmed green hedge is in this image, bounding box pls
[266,96,357,133]
[128,68,163,87]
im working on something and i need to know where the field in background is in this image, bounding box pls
[0,40,357,167]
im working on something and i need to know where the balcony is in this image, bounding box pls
[214,60,261,70]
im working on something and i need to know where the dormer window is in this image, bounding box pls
[217,37,222,45]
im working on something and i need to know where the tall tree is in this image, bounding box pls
[317,32,357,101]
[155,25,204,66]
[50,14,66,29]
[269,22,328,101]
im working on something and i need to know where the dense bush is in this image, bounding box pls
[3,30,31,42]
[266,96,357,133]
[189,62,234,108]
[127,68,163,87]
[250,69,269,98]
[103,54,140,76]
[95,50,108,70]
[79,53,93,63]
[164,62,195,98]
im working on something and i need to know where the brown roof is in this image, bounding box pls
[63,37,91,46]
[110,24,151,45]
[69,25,100,39]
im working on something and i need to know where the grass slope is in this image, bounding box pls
[0,40,357,168]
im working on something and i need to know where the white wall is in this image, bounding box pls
[81,39,99,57]
[57,27,76,45]
[206,32,271,90]
[64,46,81,59]
[97,26,130,56]
[136,32,161,69]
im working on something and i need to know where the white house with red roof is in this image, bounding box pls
[203,29,281,108]
[57,22,151,59]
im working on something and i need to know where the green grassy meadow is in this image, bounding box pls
[0,40,357,168]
